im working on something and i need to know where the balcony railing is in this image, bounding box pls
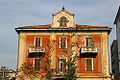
[29,46,45,53]
[81,46,97,54]
[52,69,67,77]
[28,46,46,58]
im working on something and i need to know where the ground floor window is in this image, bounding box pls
[34,58,41,71]
[58,59,66,72]
[85,58,94,72]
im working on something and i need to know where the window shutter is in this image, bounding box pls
[62,37,65,48]
[85,58,93,72]
[87,59,92,71]
[65,38,67,48]
[36,38,40,47]
[63,59,66,72]
[59,37,61,48]
[91,39,94,46]
[86,38,88,46]
[35,59,40,70]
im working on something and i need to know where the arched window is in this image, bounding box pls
[58,16,69,27]
[57,55,66,72]
[59,59,66,72]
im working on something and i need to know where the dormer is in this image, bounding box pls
[51,7,76,28]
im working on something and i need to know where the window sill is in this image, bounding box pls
[85,70,94,72]
[59,48,67,49]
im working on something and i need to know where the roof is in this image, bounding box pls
[18,24,51,29]
[76,24,109,28]
[16,24,110,29]
[15,24,112,35]
[114,6,120,24]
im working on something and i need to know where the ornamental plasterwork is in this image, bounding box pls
[58,16,69,27]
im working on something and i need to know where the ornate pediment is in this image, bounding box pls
[51,7,76,28]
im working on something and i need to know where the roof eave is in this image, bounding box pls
[15,27,112,34]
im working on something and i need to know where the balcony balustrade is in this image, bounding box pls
[52,69,67,77]
[81,46,97,54]
[28,46,45,58]
[29,46,45,53]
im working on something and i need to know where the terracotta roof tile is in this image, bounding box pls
[17,24,109,29]
[18,24,51,29]
[76,24,109,28]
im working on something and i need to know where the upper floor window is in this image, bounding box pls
[58,16,69,27]
[85,58,94,72]
[35,38,41,47]
[34,58,41,71]
[86,37,94,46]
[59,36,67,49]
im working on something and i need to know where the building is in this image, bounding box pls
[111,40,119,80]
[113,6,120,80]
[0,66,16,80]
[15,7,112,80]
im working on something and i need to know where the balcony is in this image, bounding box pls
[81,46,97,54]
[52,69,67,77]
[28,46,45,58]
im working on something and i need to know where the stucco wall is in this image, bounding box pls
[17,31,111,80]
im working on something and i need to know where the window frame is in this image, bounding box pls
[59,36,67,49]
[58,59,66,72]
[33,58,41,71]
[34,37,42,47]
[86,37,94,47]
[85,58,94,72]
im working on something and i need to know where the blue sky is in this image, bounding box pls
[0,0,120,70]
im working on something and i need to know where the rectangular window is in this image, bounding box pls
[34,58,40,71]
[61,37,66,48]
[59,36,67,49]
[86,37,94,46]
[85,58,93,72]
[35,38,41,47]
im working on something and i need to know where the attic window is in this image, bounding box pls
[58,16,69,27]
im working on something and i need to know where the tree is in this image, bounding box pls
[64,33,78,80]
[0,77,8,80]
